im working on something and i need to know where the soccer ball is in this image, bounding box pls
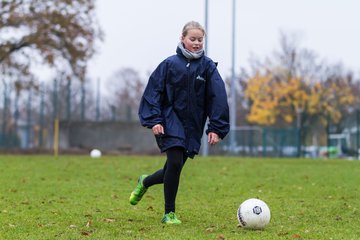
[237,198,271,230]
[90,149,102,158]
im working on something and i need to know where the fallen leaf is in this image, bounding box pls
[69,225,77,228]
[50,210,59,215]
[80,231,92,236]
[217,234,225,240]
[103,218,115,223]
[86,220,92,228]
[206,227,214,233]
[292,234,301,238]
[277,231,289,236]
[21,200,30,205]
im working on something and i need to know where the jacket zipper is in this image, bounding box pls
[185,60,191,154]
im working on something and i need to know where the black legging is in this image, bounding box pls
[143,147,188,214]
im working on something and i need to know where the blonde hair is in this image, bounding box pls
[181,21,206,37]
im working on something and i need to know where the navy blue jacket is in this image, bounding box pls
[139,47,230,157]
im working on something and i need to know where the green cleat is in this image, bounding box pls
[161,212,182,225]
[129,175,148,205]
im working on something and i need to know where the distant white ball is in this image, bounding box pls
[90,149,102,158]
[237,198,271,230]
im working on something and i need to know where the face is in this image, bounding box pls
[181,28,204,52]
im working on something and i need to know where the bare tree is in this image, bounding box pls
[106,68,145,121]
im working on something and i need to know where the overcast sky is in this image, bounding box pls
[88,0,360,83]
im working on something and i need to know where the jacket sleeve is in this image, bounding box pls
[138,60,167,128]
[205,62,230,139]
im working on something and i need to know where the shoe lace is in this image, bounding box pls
[138,185,146,195]
[168,212,177,220]
[136,178,147,195]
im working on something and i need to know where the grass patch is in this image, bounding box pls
[0,155,359,239]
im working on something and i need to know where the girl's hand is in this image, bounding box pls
[152,124,164,135]
[208,132,220,145]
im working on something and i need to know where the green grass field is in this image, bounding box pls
[0,155,359,240]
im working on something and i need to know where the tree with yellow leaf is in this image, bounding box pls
[245,69,355,129]
[244,33,357,132]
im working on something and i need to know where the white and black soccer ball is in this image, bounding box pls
[237,198,271,230]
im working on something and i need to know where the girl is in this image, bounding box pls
[129,21,229,224]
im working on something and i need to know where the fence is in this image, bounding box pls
[214,127,301,157]
[1,80,359,157]
[0,78,137,150]
[327,110,360,158]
